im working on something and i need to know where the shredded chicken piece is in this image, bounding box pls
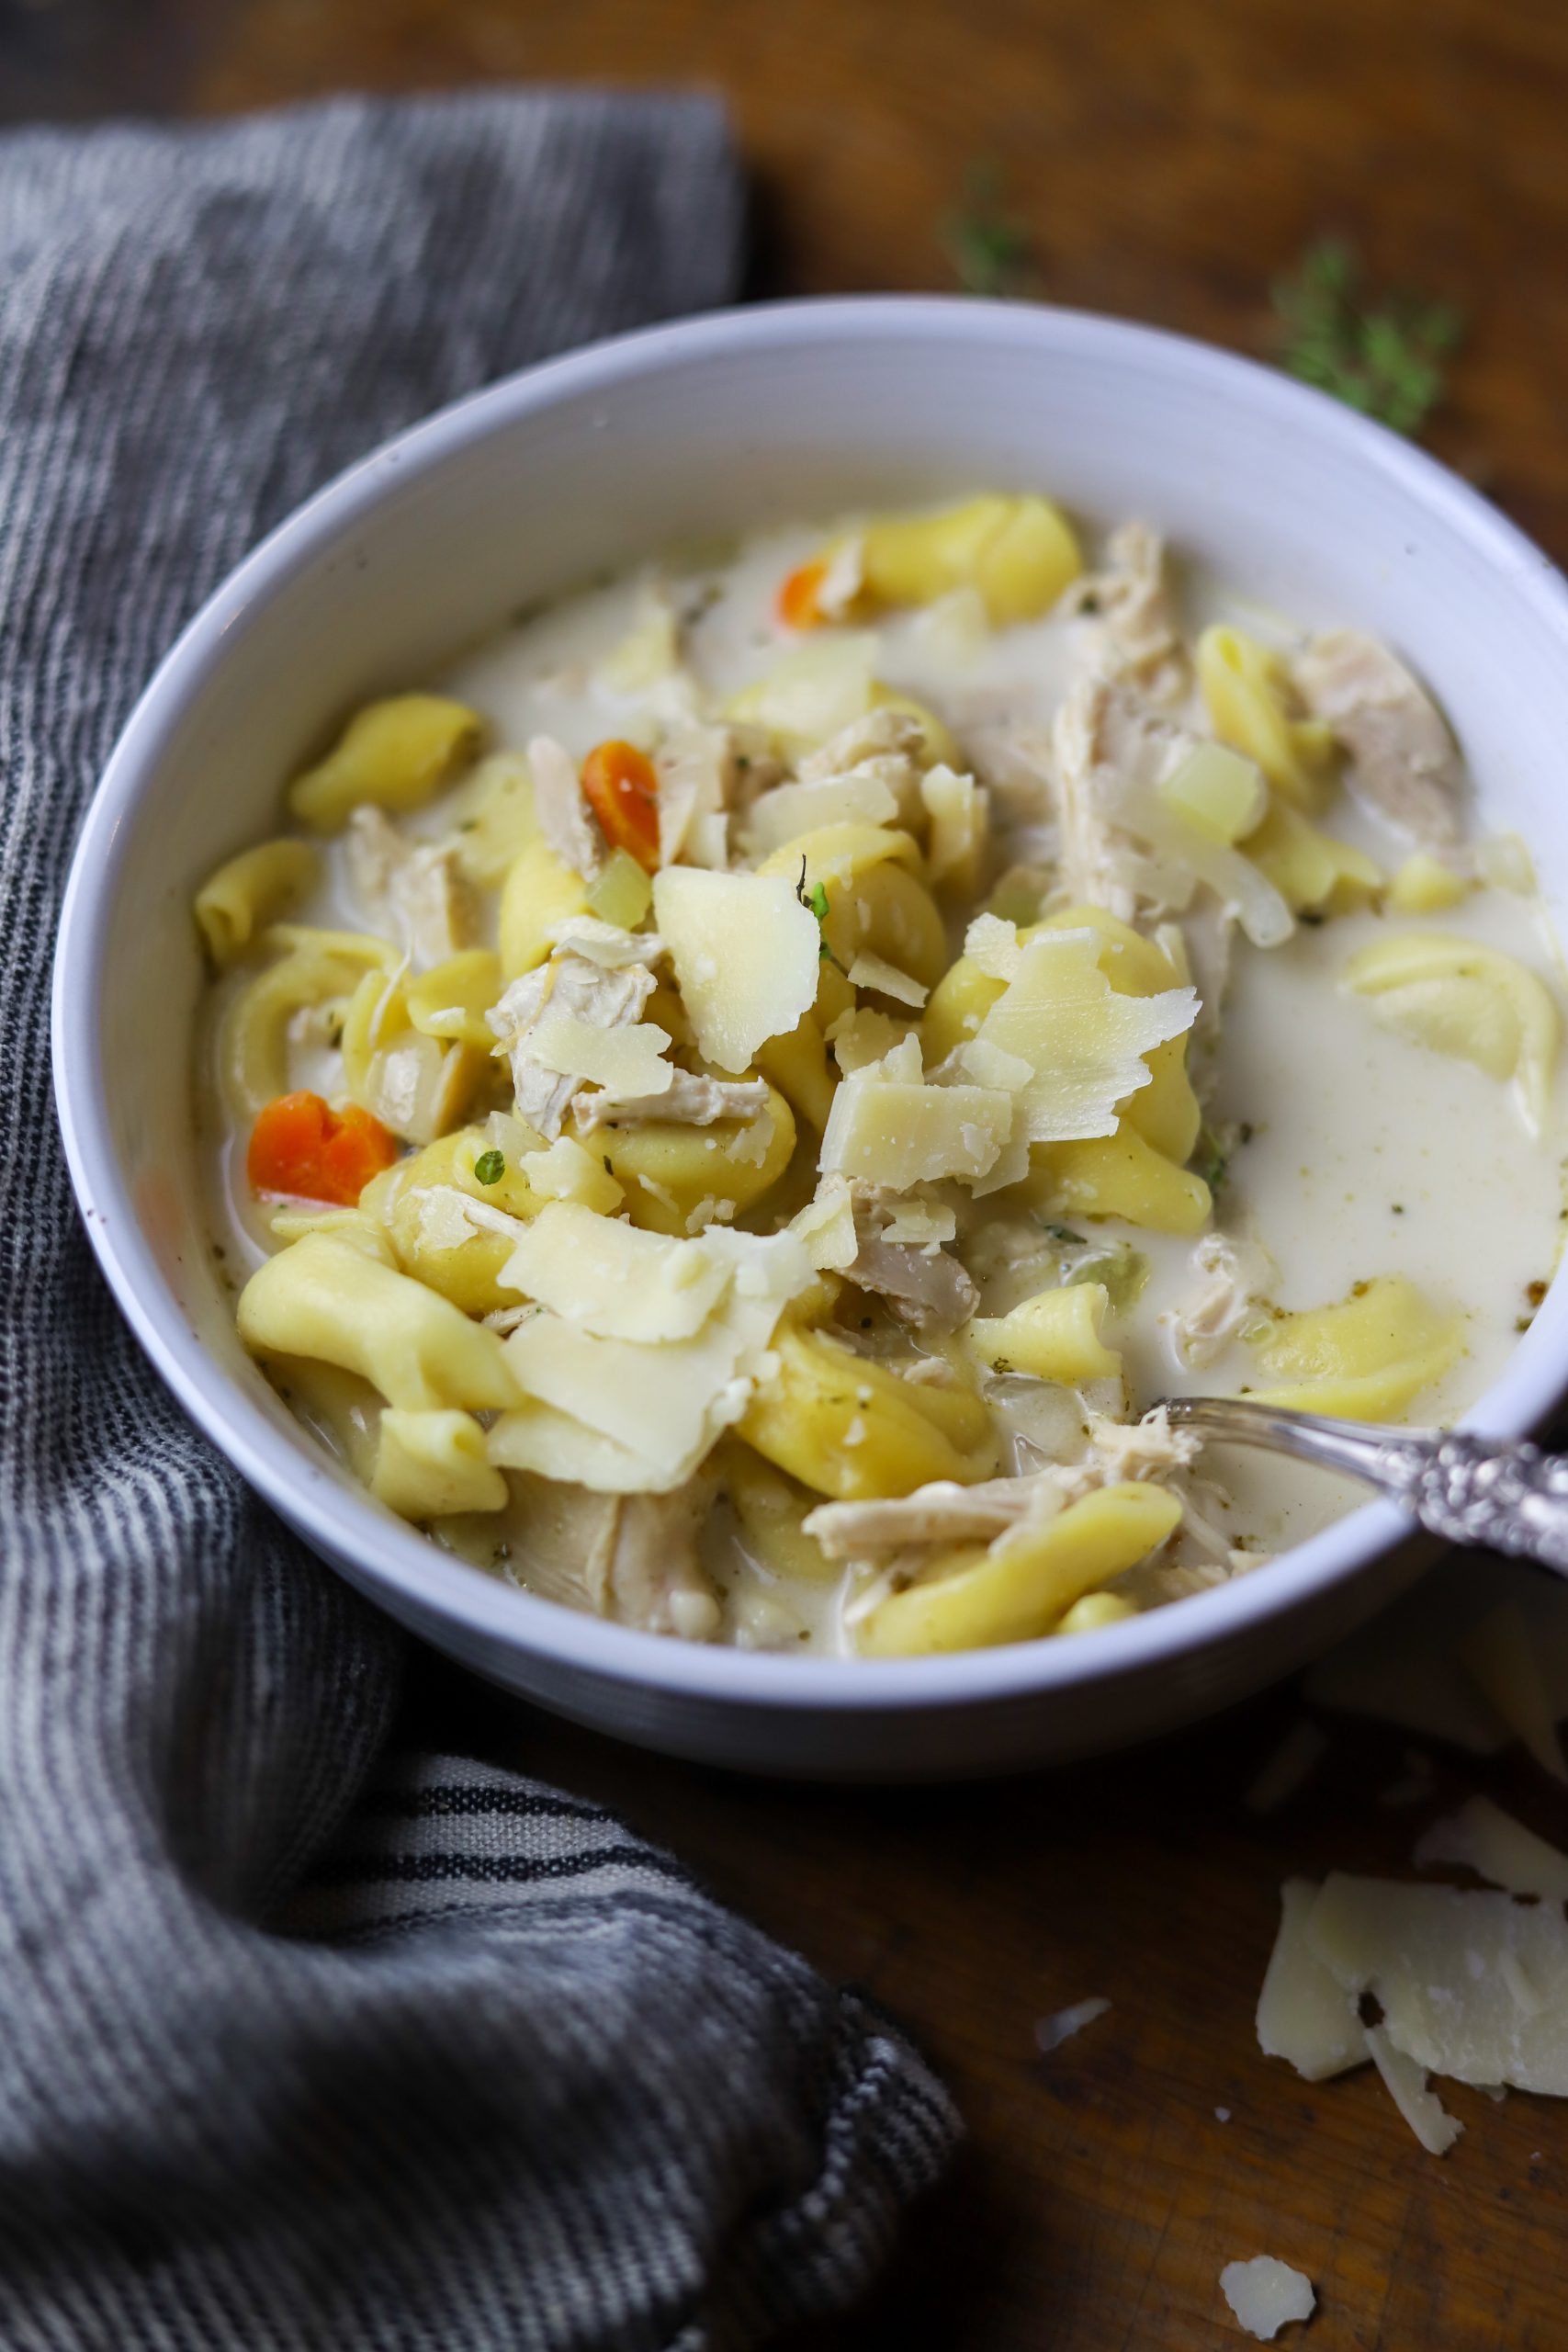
[1049,679,1157,920]
[1082,1404,1201,1481]
[585,1471,722,1639]
[570,1069,771,1134]
[1166,1233,1274,1370]
[795,708,924,821]
[547,917,666,969]
[807,1407,1199,1560]
[503,1470,719,1638]
[656,722,759,869]
[487,951,655,1137]
[1293,628,1463,847]
[961,718,1059,833]
[528,731,604,880]
[1070,522,1188,706]
[345,805,479,966]
[805,1470,1083,1560]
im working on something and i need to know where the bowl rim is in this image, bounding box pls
[51,291,1568,1714]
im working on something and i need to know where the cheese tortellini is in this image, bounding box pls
[194,495,1563,1657]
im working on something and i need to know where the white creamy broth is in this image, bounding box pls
[194,495,1567,1659]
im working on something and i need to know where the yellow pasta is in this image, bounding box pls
[857,1484,1181,1655]
[1025,1127,1213,1235]
[237,1229,518,1411]
[1386,852,1470,915]
[1245,796,1382,914]
[1247,1275,1462,1419]
[739,1326,998,1499]
[968,1282,1122,1383]
[498,837,591,978]
[371,1408,509,1519]
[220,925,396,1114]
[340,961,486,1145]
[195,492,1562,1664]
[405,950,504,1051]
[854,493,1083,624]
[1196,626,1335,808]
[1342,932,1561,1136]
[195,839,320,966]
[288,694,484,831]
[719,1441,838,1582]
[593,1084,797,1237]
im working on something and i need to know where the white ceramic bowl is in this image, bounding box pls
[53,297,1568,1778]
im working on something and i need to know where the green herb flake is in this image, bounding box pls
[1271,238,1463,440]
[473,1149,506,1185]
[1043,1222,1087,1247]
[1195,1125,1231,1194]
[942,161,1039,300]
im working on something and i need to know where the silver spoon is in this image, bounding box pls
[1162,1396,1568,1577]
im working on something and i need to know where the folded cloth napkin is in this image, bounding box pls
[2,93,957,2350]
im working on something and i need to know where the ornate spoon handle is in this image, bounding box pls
[1162,1398,1568,1577]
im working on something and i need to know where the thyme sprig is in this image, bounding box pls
[942,162,1038,300]
[1271,239,1462,439]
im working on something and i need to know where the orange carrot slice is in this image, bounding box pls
[247,1091,399,1205]
[580,739,660,873]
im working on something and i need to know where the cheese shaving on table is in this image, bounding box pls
[1365,2025,1463,2156]
[1219,2256,1315,2342]
[1244,1720,1328,1815]
[1414,1796,1568,1900]
[1033,1996,1111,2053]
[1255,1880,1368,2083]
[1305,1873,1568,2093]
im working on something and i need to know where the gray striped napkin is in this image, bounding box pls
[3,92,958,2349]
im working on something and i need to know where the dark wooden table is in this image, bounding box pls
[14,2,1568,2340]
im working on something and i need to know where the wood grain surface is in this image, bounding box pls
[12,1,1568,2341]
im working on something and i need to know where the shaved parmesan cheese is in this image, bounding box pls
[741,771,899,855]
[1415,1797,1568,1900]
[499,1203,731,1340]
[1034,1996,1111,2053]
[1219,2256,1315,2341]
[1365,2025,1463,2155]
[964,910,1022,981]
[547,916,665,967]
[847,949,929,1007]
[487,1394,656,1492]
[976,928,1198,1142]
[1256,1880,1368,2081]
[1244,1720,1327,1815]
[1460,1602,1568,1782]
[495,1227,811,1491]
[519,1135,623,1213]
[790,1179,860,1271]
[525,1012,673,1096]
[1306,1874,1568,2092]
[920,763,987,891]
[819,1069,1014,1189]
[881,1199,957,1248]
[829,1007,914,1073]
[653,865,819,1073]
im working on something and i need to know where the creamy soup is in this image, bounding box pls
[193,496,1565,1657]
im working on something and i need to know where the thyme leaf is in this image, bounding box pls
[1271,239,1462,439]
[942,162,1038,300]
